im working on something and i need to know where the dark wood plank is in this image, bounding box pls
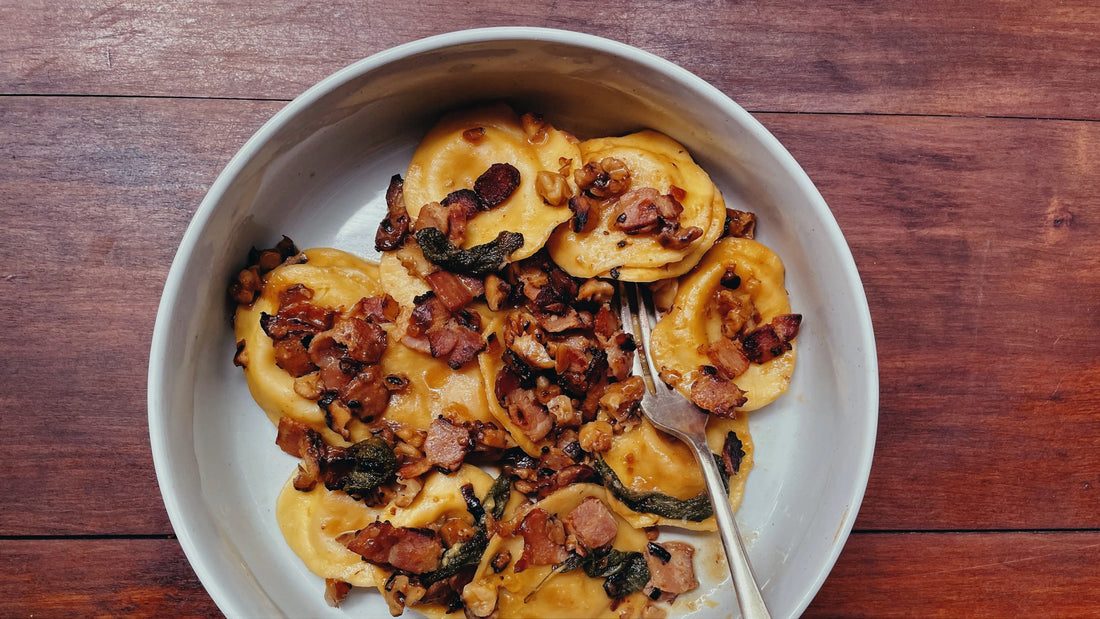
[0,538,220,617]
[1,97,1097,536]
[0,96,283,535]
[2,1,1098,119]
[758,112,1100,530]
[806,531,1100,618]
[4,533,1099,617]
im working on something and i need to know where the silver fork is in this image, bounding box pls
[618,281,771,619]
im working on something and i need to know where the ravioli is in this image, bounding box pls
[601,417,753,531]
[649,237,797,411]
[234,247,492,445]
[234,248,386,440]
[403,103,582,262]
[547,130,727,281]
[276,465,497,590]
[463,485,653,619]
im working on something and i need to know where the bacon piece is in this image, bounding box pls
[689,374,747,418]
[415,201,451,235]
[424,270,475,313]
[325,315,388,364]
[564,497,619,550]
[445,324,485,369]
[353,294,400,324]
[658,223,703,249]
[530,465,598,500]
[324,578,352,608]
[474,163,521,209]
[721,431,746,476]
[723,208,756,239]
[644,541,698,598]
[337,365,391,419]
[504,388,554,443]
[568,194,597,233]
[260,284,334,339]
[272,337,316,377]
[741,314,801,363]
[345,521,444,574]
[772,313,803,341]
[375,175,411,252]
[512,508,570,572]
[704,337,750,380]
[424,417,473,473]
[612,187,662,233]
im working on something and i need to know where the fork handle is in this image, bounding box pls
[692,436,772,619]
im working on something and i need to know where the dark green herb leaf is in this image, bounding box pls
[330,437,397,498]
[593,456,729,522]
[415,227,524,277]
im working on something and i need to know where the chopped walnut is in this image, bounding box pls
[535,170,571,206]
[575,157,631,199]
[578,420,614,453]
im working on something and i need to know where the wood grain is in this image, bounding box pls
[2,1,1098,119]
[805,532,1100,618]
[0,96,282,535]
[4,533,1100,617]
[0,538,219,617]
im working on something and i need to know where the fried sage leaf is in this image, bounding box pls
[593,456,729,522]
[329,436,398,498]
[581,547,651,598]
[416,227,524,277]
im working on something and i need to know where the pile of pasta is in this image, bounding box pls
[228,104,801,619]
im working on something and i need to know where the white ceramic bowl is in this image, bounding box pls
[149,27,877,619]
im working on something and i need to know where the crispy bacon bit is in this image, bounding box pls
[425,270,475,312]
[723,208,757,239]
[690,374,747,418]
[474,163,521,210]
[317,315,388,364]
[612,187,662,233]
[272,337,316,377]
[484,274,512,311]
[445,325,486,369]
[658,224,703,249]
[355,294,401,323]
[346,521,443,574]
[722,431,746,476]
[704,337,751,379]
[564,497,619,550]
[462,127,486,143]
[644,541,698,599]
[504,388,554,443]
[233,339,248,367]
[742,314,801,363]
[490,550,512,573]
[376,175,411,251]
[324,579,352,608]
[512,508,570,572]
[568,194,597,233]
[424,417,473,472]
[415,201,451,235]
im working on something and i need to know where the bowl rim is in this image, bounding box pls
[148,25,878,618]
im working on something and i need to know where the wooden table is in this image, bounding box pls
[3,2,1098,617]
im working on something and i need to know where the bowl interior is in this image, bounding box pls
[150,28,877,619]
